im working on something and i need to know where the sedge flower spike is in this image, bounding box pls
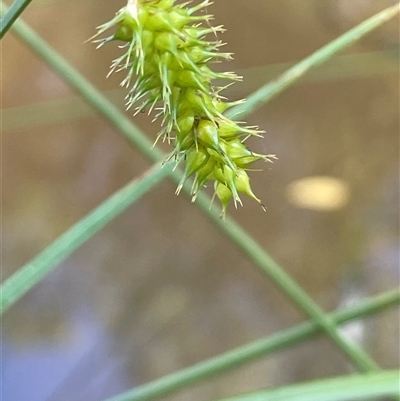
[93,0,276,219]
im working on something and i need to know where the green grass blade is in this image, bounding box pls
[0,0,33,38]
[215,370,400,401]
[228,3,400,119]
[0,163,171,313]
[106,293,399,401]
[98,289,399,401]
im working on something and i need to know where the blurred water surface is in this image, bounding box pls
[2,0,399,400]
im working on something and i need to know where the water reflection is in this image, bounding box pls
[3,307,130,401]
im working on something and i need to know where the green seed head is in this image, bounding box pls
[215,182,232,220]
[196,119,219,150]
[94,0,275,217]
[156,0,175,10]
[175,109,195,136]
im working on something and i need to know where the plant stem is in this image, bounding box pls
[216,370,400,401]
[0,1,161,162]
[103,289,400,401]
[228,2,400,119]
[0,0,33,38]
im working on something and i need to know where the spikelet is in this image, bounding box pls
[93,0,276,218]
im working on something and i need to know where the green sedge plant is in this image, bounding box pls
[94,0,275,218]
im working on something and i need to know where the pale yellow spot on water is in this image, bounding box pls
[286,176,350,211]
